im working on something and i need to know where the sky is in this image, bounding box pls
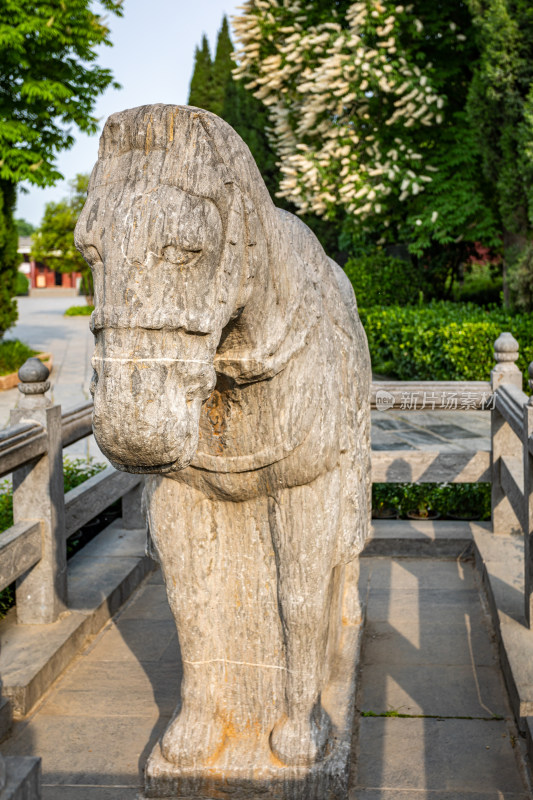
[16,0,240,226]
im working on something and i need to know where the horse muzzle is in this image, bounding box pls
[91,353,216,474]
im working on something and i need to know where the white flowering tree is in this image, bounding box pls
[232,0,499,260]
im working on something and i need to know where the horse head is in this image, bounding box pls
[74,105,272,474]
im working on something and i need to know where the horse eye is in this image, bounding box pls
[162,245,201,265]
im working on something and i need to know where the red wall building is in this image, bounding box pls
[18,237,81,291]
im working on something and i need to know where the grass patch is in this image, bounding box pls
[361,710,504,721]
[0,457,107,618]
[0,339,38,376]
[64,305,94,316]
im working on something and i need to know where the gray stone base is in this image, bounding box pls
[0,757,40,799]
[143,622,363,799]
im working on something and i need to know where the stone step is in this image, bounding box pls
[364,518,490,558]
[0,757,40,799]
[0,521,154,718]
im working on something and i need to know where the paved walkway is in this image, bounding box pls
[2,555,530,799]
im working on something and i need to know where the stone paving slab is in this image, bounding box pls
[364,519,481,559]
[362,618,497,667]
[353,556,530,799]
[354,718,527,797]
[360,662,509,717]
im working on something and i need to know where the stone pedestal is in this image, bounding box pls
[143,618,363,800]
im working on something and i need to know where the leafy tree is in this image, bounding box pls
[15,218,36,236]
[0,0,121,334]
[0,0,122,186]
[32,174,92,293]
[210,17,234,118]
[0,181,19,336]
[231,1,507,294]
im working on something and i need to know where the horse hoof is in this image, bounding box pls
[161,712,224,766]
[269,711,331,766]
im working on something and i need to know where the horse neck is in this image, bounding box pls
[215,226,319,384]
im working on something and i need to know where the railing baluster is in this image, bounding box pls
[10,359,67,624]
[491,333,523,535]
[523,363,533,626]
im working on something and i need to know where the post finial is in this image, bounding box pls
[494,331,519,365]
[491,332,522,390]
[17,357,50,403]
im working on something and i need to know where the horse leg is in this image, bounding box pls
[144,475,226,766]
[267,467,340,766]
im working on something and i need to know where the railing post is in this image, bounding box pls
[523,363,533,625]
[491,332,522,534]
[121,482,146,529]
[10,359,67,624]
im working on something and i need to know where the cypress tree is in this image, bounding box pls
[210,17,234,118]
[187,18,336,253]
[188,35,212,110]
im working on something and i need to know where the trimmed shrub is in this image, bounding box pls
[360,301,532,385]
[14,272,29,296]
[64,304,94,316]
[0,339,37,376]
[372,482,491,520]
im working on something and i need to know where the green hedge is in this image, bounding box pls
[14,272,29,296]
[360,301,532,384]
[373,482,491,520]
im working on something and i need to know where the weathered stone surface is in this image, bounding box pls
[75,104,372,798]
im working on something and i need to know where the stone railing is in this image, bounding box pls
[373,331,533,625]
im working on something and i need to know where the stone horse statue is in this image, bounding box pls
[75,104,371,798]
